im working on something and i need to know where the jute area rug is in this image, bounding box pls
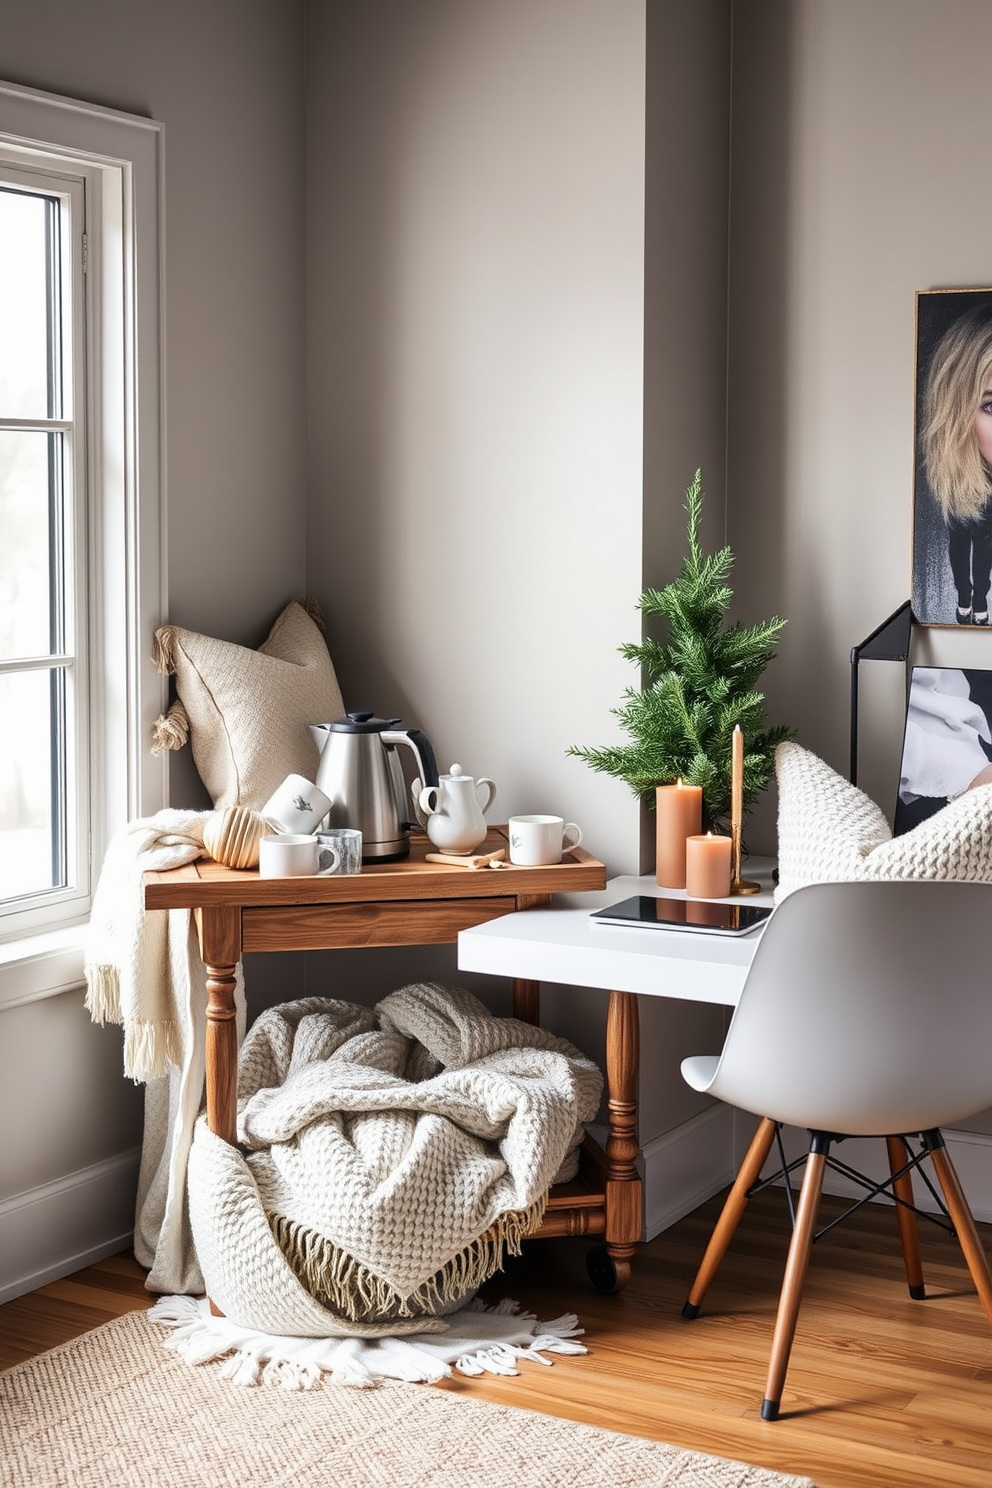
[0,1311,816,1488]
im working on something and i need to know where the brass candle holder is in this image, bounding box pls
[730,724,761,895]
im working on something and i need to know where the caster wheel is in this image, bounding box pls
[586,1245,623,1294]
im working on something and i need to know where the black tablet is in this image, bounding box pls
[590,895,771,936]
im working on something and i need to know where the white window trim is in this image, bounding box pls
[0,81,166,1006]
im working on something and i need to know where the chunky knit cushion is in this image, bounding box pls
[775,741,992,900]
[151,600,344,811]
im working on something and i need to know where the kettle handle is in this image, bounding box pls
[475,777,496,816]
[381,727,440,830]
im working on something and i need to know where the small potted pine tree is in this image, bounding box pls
[569,470,793,831]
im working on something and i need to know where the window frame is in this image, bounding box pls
[0,81,166,992]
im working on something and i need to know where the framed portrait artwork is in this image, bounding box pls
[894,666,992,834]
[912,288,992,626]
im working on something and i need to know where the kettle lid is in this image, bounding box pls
[330,710,403,734]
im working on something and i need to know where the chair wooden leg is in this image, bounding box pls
[761,1136,828,1421]
[682,1116,778,1319]
[927,1134,992,1326]
[886,1135,925,1299]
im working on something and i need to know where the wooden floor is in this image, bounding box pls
[2,1188,991,1487]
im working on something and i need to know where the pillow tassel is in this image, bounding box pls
[152,625,178,675]
[151,699,190,754]
[299,596,325,630]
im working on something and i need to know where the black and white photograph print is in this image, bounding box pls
[894,665,992,834]
[912,288,992,626]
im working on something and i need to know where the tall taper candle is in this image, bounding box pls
[730,724,760,894]
[656,779,702,888]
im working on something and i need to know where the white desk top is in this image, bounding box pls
[457,860,777,1006]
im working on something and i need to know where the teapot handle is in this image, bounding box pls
[419,782,442,816]
[475,777,496,815]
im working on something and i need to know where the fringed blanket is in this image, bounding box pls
[186,985,603,1336]
[84,810,247,1295]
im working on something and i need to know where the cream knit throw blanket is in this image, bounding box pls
[186,985,603,1338]
[84,809,246,1295]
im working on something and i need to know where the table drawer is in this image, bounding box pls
[242,896,518,952]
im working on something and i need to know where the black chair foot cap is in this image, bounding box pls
[909,1283,926,1300]
[681,1301,700,1320]
[760,1398,780,1422]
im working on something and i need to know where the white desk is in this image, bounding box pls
[456,861,777,1291]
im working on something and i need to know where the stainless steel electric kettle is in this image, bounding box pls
[310,711,439,861]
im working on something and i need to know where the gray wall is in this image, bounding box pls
[6,0,992,1299]
[304,0,645,871]
[302,0,645,1070]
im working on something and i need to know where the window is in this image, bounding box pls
[0,167,87,930]
[0,82,164,969]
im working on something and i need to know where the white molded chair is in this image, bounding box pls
[680,880,992,1421]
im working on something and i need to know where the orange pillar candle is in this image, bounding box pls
[685,832,732,900]
[655,779,703,888]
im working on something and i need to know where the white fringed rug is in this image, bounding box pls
[148,1294,589,1388]
[0,1311,817,1488]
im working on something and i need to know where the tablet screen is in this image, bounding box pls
[590,895,771,936]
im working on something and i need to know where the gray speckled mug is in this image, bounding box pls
[316,827,363,875]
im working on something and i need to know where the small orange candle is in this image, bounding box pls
[685,832,732,900]
[655,779,703,888]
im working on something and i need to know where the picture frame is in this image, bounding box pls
[911,287,992,626]
[894,665,992,834]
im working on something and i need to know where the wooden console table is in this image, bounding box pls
[141,827,636,1285]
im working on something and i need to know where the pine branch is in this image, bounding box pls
[568,470,795,824]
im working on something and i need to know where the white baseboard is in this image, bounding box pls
[587,1113,992,1243]
[0,1147,141,1305]
[640,1106,739,1240]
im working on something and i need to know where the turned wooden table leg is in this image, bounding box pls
[604,988,641,1289]
[194,906,242,1148]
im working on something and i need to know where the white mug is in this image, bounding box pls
[261,773,332,835]
[508,814,582,866]
[259,833,339,878]
[316,827,363,875]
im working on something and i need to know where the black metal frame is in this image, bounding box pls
[745,1124,956,1245]
[849,601,914,786]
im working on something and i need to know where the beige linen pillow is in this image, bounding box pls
[775,740,992,901]
[151,600,345,810]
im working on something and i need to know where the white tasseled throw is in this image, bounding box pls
[84,810,248,1296]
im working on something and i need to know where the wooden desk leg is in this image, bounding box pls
[512,978,540,1025]
[194,906,242,1148]
[603,989,641,1291]
[511,894,551,1027]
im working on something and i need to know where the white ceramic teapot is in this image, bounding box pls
[418,764,497,856]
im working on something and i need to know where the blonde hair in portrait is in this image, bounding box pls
[921,302,992,523]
